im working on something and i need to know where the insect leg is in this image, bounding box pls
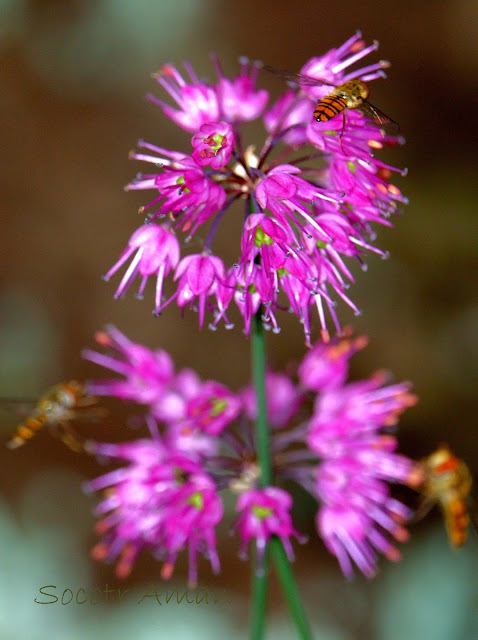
[339,111,349,156]
[410,496,436,524]
[55,422,84,453]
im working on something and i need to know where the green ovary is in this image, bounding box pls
[210,398,227,417]
[188,492,204,510]
[254,227,274,248]
[205,133,225,154]
[252,505,273,520]
[176,176,191,193]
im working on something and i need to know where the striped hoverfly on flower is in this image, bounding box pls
[412,444,477,548]
[263,65,400,133]
[4,381,101,452]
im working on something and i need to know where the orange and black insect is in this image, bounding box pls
[4,381,100,452]
[263,65,399,132]
[412,444,476,548]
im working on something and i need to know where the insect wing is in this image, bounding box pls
[465,484,478,539]
[52,422,84,453]
[0,398,39,418]
[262,65,333,88]
[411,495,436,524]
[360,101,400,132]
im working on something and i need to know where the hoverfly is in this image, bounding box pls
[263,65,399,133]
[4,381,100,452]
[413,444,475,548]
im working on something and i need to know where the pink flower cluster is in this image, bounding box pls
[301,339,417,577]
[104,33,406,344]
[87,442,223,586]
[83,326,416,582]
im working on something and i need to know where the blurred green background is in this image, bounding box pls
[1,1,477,638]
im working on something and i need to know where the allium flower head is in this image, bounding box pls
[83,327,417,580]
[104,35,406,343]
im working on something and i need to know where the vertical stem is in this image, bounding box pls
[250,309,314,640]
[248,187,313,638]
[250,309,272,639]
[251,311,273,486]
[271,539,315,640]
[250,544,269,640]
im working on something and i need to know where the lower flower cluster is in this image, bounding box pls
[83,326,417,584]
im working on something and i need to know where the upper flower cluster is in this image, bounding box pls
[83,325,416,582]
[104,32,406,344]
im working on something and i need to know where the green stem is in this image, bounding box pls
[250,310,272,639]
[251,311,273,486]
[250,544,269,640]
[271,538,314,640]
[250,311,314,639]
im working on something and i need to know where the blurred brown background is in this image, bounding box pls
[1,1,477,639]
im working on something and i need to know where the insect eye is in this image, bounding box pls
[436,458,459,473]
